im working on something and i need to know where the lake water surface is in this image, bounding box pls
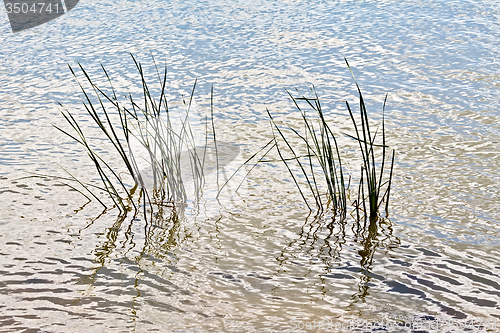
[1,0,500,331]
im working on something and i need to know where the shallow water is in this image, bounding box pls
[1,0,500,331]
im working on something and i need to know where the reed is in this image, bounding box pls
[344,59,395,219]
[266,88,349,218]
[55,54,211,214]
[263,60,395,219]
[56,55,394,220]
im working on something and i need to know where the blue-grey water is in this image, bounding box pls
[1,0,500,332]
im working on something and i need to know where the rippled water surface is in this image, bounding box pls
[1,0,500,331]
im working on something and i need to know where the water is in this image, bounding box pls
[1,0,500,331]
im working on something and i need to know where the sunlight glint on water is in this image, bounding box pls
[0,0,500,331]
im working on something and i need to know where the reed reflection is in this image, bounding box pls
[279,210,400,299]
[351,215,400,304]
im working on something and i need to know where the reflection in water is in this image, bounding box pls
[91,188,187,269]
[351,216,401,305]
[1,164,499,330]
[278,207,401,305]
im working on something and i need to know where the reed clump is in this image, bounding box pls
[345,68,395,219]
[266,88,349,217]
[55,54,212,215]
[264,60,395,220]
[56,56,394,221]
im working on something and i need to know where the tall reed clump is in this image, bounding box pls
[344,60,395,219]
[54,54,209,215]
[266,60,395,220]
